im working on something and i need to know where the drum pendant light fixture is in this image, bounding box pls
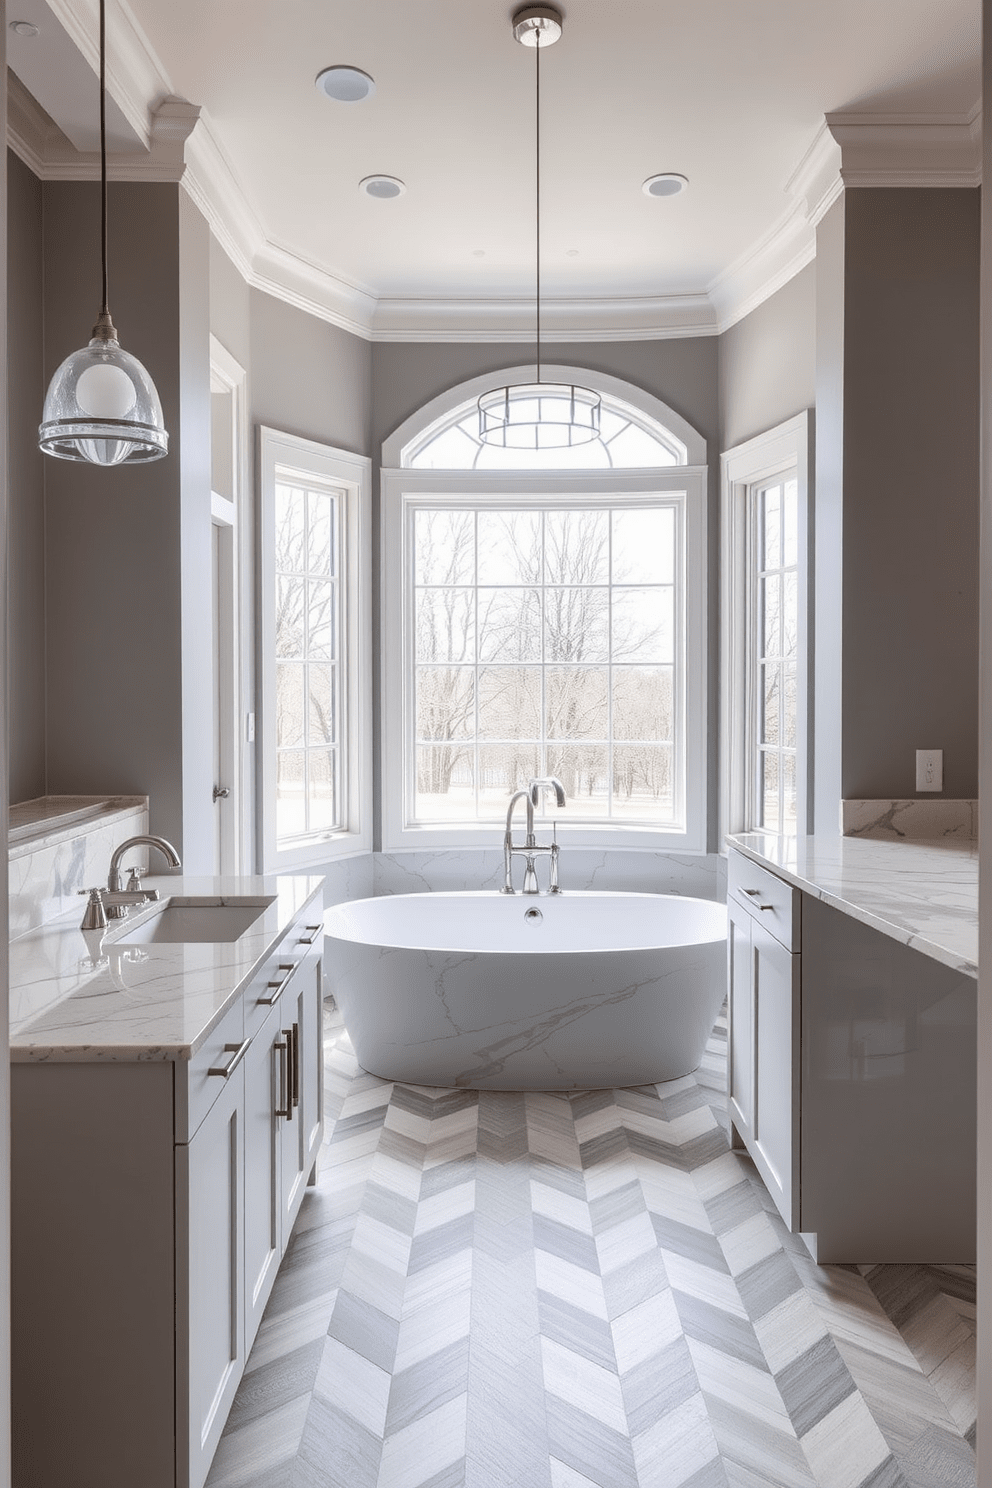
[39,0,168,465]
[478,5,600,450]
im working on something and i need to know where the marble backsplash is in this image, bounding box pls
[9,796,149,941]
[318,848,726,906]
[842,799,978,841]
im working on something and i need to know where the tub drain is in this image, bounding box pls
[524,908,543,923]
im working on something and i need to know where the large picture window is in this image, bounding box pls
[381,368,708,853]
[258,428,371,870]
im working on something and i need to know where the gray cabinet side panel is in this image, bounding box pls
[11,1062,176,1488]
[801,894,976,1262]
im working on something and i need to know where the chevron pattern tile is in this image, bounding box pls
[205,999,976,1488]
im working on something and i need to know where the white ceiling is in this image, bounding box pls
[15,0,983,336]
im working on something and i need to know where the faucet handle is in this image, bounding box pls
[125,867,143,892]
[78,887,108,932]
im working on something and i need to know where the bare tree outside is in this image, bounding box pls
[411,502,680,824]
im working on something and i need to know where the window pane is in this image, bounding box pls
[547,744,609,815]
[410,423,480,470]
[783,479,798,568]
[545,588,609,662]
[276,664,305,747]
[612,745,673,819]
[613,667,673,742]
[415,509,475,585]
[783,572,798,657]
[307,489,334,576]
[416,667,475,741]
[307,580,334,660]
[761,752,780,831]
[605,423,678,468]
[478,743,541,816]
[545,510,609,585]
[478,588,542,662]
[276,576,305,658]
[477,667,540,739]
[415,744,474,819]
[762,485,781,569]
[783,752,797,831]
[784,663,797,748]
[275,485,306,573]
[612,587,674,663]
[308,665,335,746]
[307,749,337,831]
[276,750,306,840]
[762,576,781,658]
[612,508,675,584]
[477,511,541,584]
[415,588,475,663]
[546,667,608,739]
[762,664,780,746]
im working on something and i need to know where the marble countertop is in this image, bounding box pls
[9,874,325,1062]
[727,832,978,978]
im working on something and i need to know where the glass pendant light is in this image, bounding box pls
[478,5,600,450]
[38,0,168,465]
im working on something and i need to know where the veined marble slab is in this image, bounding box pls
[727,832,977,978]
[8,794,148,852]
[8,800,149,941]
[842,798,978,840]
[9,873,325,1062]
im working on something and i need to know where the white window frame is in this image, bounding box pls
[721,410,813,844]
[258,427,372,871]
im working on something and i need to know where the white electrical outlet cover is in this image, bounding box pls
[915,749,942,792]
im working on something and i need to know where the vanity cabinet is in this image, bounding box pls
[12,900,325,1488]
[726,846,976,1263]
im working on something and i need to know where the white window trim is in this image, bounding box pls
[720,410,813,845]
[381,466,708,853]
[258,427,372,871]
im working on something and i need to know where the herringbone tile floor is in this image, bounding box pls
[205,1001,976,1488]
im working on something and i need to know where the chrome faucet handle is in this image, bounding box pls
[125,867,143,892]
[78,887,108,932]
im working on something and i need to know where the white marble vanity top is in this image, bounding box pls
[727,832,978,978]
[9,874,324,1062]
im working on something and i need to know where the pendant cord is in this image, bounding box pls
[99,0,109,320]
[535,25,541,388]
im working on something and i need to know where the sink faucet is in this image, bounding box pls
[502,777,566,895]
[104,834,182,920]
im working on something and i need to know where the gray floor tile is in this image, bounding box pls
[775,1334,857,1437]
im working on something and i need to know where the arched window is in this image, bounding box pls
[381,367,708,854]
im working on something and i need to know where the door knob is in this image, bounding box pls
[212,785,230,802]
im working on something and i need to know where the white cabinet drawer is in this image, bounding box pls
[176,997,246,1144]
[727,850,798,952]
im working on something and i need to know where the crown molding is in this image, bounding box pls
[368,294,718,342]
[825,107,982,187]
[42,0,174,150]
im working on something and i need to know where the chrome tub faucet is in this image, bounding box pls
[502,777,566,895]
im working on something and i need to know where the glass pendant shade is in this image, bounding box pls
[478,382,602,449]
[39,328,168,465]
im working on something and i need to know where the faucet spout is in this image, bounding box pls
[106,834,182,919]
[501,779,567,895]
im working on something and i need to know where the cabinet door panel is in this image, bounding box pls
[181,1067,245,1488]
[752,919,801,1230]
[244,1000,283,1346]
[279,950,322,1238]
[727,897,755,1143]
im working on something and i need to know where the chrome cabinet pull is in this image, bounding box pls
[257,963,296,1005]
[274,1039,291,1117]
[298,924,323,945]
[208,1039,251,1079]
[291,1022,300,1108]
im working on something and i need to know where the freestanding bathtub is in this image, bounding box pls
[323,891,727,1090]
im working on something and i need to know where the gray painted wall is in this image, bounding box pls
[842,188,980,799]
[208,234,250,372]
[814,198,846,833]
[6,152,45,804]
[719,263,816,452]
[250,290,371,458]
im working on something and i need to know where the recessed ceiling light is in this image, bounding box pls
[472,249,486,257]
[315,65,375,103]
[643,173,689,198]
[566,248,579,257]
[359,175,406,199]
[9,20,39,37]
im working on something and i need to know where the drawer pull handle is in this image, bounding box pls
[757,904,775,911]
[298,924,323,945]
[257,963,296,1005]
[274,1039,291,1117]
[742,888,761,896]
[291,1022,300,1108]
[208,1039,251,1079]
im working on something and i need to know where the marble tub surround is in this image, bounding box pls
[9,872,324,1059]
[372,847,726,900]
[206,999,976,1488]
[843,798,978,840]
[727,832,977,977]
[8,794,149,940]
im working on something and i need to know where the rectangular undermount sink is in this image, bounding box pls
[115,897,276,945]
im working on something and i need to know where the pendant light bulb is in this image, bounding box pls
[38,0,168,465]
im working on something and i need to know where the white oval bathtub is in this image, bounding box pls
[324,891,727,1090]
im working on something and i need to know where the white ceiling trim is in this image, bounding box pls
[14,6,983,343]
